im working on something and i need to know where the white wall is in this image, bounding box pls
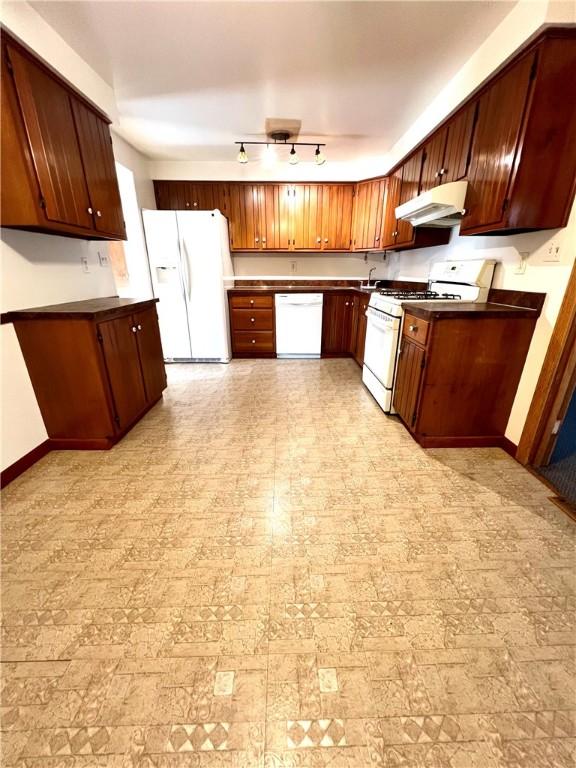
[233,251,388,279]
[1,232,116,471]
[385,201,576,446]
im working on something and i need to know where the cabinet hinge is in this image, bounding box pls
[411,409,417,427]
[421,355,426,370]
[502,198,510,212]
[529,55,538,81]
[5,54,13,74]
[96,330,103,343]
[39,196,46,209]
[113,414,120,426]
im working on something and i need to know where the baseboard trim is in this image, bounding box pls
[417,434,518,452]
[499,436,518,458]
[48,438,114,450]
[1,440,51,489]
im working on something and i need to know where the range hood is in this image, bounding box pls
[395,180,468,228]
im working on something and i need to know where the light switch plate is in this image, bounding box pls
[80,255,90,273]
[98,251,109,268]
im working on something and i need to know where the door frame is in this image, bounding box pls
[517,259,576,466]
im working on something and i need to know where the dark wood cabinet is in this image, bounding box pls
[321,292,354,356]
[5,299,166,449]
[395,150,423,247]
[461,53,535,234]
[442,102,477,185]
[353,295,370,366]
[321,184,354,250]
[1,33,125,240]
[393,304,540,447]
[228,293,275,357]
[352,179,386,250]
[153,180,229,214]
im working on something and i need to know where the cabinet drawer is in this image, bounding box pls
[231,308,273,331]
[233,330,275,353]
[403,313,430,346]
[229,294,273,309]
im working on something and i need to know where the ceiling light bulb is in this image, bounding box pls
[289,145,299,165]
[315,145,326,165]
[237,143,248,163]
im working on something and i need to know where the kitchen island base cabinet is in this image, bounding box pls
[7,299,166,450]
[393,309,539,448]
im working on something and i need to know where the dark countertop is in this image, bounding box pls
[403,301,541,320]
[2,296,158,323]
[228,285,377,295]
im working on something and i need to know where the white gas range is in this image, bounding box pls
[362,259,496,413]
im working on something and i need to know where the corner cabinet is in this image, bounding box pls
[5,298,166,449]
[1,33,126,240]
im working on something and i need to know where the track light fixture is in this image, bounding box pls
[234,138,326,165]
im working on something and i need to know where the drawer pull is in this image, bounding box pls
[250,300,254,305]
[251,339,256,344]
[250,317,255,323]
[409,324,418,332]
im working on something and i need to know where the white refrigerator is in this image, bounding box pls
[142,209,234,362]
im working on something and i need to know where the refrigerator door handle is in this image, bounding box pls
[180,238,192,301]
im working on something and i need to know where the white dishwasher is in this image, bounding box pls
[275,293,323,358]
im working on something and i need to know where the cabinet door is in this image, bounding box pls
[354,296,370,366]
[461,53,535,233]
[351,182,367,249]
[98,315,147,429]
[7,44,93,229]
[262,184,291,250]
[133,306,167,402]
[348,294,360,355]
[393,339,425,429]
[381,170,401,248]
[442,102,476,184]
[321,293,352,355]
[228,183,263,250]
[321,184,353,250]
[212,182,230,215]
[292,184,323,249]
[71,99,125,238]
[396,150,423,247]
[420,126,448,193]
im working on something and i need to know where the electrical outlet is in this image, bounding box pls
[543,241,561,262]
[290,260,297,274]
[98,251,109,268]
[514,251,528,275]
[80,256,90,273]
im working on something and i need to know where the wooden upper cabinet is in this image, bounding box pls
[420,127,448,194]
[6,43,93,231]
[71,99,125,238]
[396,150,423,246]
[228,183,264,250]
[262,184,291,250]
[292,184,323,249]
[321,184,353,250]
[1,34,125,240]
[461,52,535,233]
[381,170,401,248]
[442,102,476,184]
[352,179,386,251]
[351,182,367,249]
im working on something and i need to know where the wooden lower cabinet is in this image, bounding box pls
[321,293,354,356]
[353,295,370,366]
[7,298,166,449]
[229,293,275,357]
[393,306,539,447]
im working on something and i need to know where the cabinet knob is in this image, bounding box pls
[137,324,142,330]
[262,238,266,244]
[251,339,256,344]
[409,324,418,332]
[131,326,137,333]
[375,236,380,242]
[250,300,254,305]
[96,210,102,218]
[193,201,198,207]
[250,317,255,323]
[255,237,259,243]
[185,202,190,207]
[440,168,446,176]
[87,207,93,214]
[324,238,328,243]
[393,230,398,237]
[317,237,321,244]
[345,301,349,306]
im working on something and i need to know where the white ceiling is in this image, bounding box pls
[30,1,516,164]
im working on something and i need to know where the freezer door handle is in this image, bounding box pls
[180,238,192,301]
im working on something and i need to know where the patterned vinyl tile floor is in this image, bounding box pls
[1,360,575,767]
